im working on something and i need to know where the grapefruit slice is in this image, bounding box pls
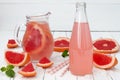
[7,39,18,48]
[5,51,30,66]
[22,22,46,54]
[93,38,119,53]
[54,37,70,52]
[93,53,118,69]
[18,62,36,77]
[37,57,53,68]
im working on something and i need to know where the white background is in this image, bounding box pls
[0,0,120,31]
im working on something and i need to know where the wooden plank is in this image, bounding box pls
[0,72,11,80]
[107,69,120,80]
[92,67,112,80]
[45,52,69,80]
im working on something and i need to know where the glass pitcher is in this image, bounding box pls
[15,12,54,60]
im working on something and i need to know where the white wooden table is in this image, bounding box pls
[0,30,120,80]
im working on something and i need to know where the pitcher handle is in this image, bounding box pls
[14,24,25,46]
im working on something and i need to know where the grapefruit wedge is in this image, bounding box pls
[54,37,70,52]
[93,38,119,53]
[37,57,53,68]
[93,53,118,69]
[5,51,30,66]
[18,62,36,77]
[7,39,18,48]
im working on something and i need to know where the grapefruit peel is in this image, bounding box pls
[18,71,36,77]
[37,62,53,68]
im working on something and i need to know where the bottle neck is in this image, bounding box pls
[74,2,88,23]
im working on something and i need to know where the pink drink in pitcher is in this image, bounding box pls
[69,2,93,75]
[22,21,54,60]
[15,12,54,60]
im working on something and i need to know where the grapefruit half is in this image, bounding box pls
[54,37,70,52]
[7,39,18,48]
[37,57,53,68]
[5,51,30,66]
[93,53,118,69]
[18,62,36,77]
[93,38,119,53]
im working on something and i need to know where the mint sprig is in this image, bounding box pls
[0,65,15,78]
[62,50,69,58]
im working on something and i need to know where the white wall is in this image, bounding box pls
[0,0,120,31]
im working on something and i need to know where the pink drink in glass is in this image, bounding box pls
[69,22,93,75]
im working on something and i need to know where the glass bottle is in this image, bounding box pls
[69,2,93,75]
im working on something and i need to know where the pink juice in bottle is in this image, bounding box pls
[69,2,93,75]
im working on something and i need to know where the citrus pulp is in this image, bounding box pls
[93,53,118,69]
[93,38,119,53]
[54,37,70,52]
[5,51,30,66]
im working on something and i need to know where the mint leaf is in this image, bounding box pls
[6,65,14,70]
[62,50,69,58]
[0,67,6,72]
[0,65,15,78]
[5,69,15,78]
